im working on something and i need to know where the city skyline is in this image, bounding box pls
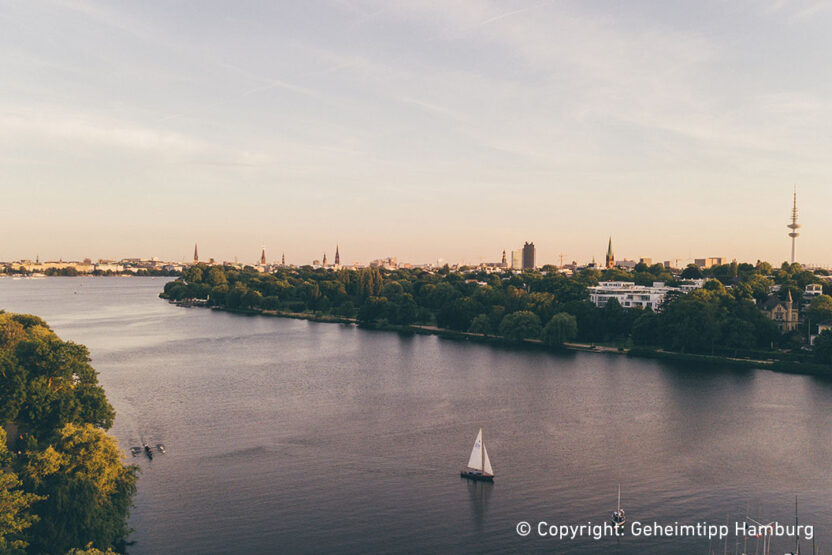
[2,2,831,264]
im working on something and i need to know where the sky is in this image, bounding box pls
[1,0,831,267]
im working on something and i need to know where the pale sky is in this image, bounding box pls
[1,1,830,267]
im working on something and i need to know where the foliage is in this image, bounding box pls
[808,295,832,326]
[815,330,832,364]
[23,424,138,554]
[542,313,577,348]
[0,314,136,553]
[160,261,815,355]
[0,429,44,554]
[498,311,542,343]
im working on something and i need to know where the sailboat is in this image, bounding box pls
[460,428,494,482]
[611,484,625,528]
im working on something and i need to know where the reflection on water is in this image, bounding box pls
[466,479,493,531]
[2,277,832,554]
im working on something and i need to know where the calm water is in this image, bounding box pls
[2,277,832,554]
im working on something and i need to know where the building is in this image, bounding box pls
[260,247,266,265]
[193,243,199,263]
[805,283,823,299]
[605,237,614,269]
[501,250,507,268]
[760,291,798,333]
[639,257,652,266]
[334,245,340,266]
[511,249,522,270]
[522,242,536,270]
[694,257,724,269]
[587,281,682,311]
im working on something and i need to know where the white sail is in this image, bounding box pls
[482,442,493,476]
[466,429,483,470]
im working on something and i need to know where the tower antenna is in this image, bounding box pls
[787,185,800,264]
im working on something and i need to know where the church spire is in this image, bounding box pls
[334,245,340,266]
[260,246,266,265]
[605,237,614,269]
[193,243,199,263]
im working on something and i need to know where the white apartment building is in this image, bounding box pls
[588,281,684,311]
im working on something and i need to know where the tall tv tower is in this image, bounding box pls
[787,186,800,264]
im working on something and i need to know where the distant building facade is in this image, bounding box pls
[522,242,536,270]
[760,292,798,333]
[511,249,522,270]
[694,257,724,269]
[588,281,685,311]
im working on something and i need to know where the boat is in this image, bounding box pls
[611,483,626,528]
[131,442,166,459]
[460,428,494,482]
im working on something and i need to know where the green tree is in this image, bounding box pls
[542,313,577,348]
[0,429,43,554]
[680,264,703,279]
[631,311,660,346]
[498,311,542,343]
[808,295,832,326]
[468,314,491,335]
[23,423,138,554]
[815,330,832,364]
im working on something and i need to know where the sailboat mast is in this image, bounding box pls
[795,496,800,555]
[617,484,621,512]
[481,429,485,474]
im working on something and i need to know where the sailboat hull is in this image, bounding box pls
[460,470,494,482]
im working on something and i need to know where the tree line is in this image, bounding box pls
[162,261,832,361]
[0,312,137,554]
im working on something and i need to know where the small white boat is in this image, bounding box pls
[611,483,626,528]
[460,428,494,482]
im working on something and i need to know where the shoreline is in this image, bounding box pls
[168,299,832,378]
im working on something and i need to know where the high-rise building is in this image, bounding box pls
[522,242,536,270]
[511,249,523,270]
[788,186,800,264]
[605,237,614,269]
[193,243,199,263]
[334,245,340,266]
[501,250,507,267]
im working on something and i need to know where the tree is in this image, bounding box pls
[0,314,115,439]
[498,311,542,343]
[631,311,660,346]
[815,330,832,364]
[808,295,832,327]
[468,314,491,335]
[357,297,391,324]
[680,264,703,279]
[23,424,138,554]
[542,313,577,348]
[0,429,43,554]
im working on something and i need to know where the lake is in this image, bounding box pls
[1,277,830,554]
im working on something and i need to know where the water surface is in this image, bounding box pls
[1,277,830,554]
